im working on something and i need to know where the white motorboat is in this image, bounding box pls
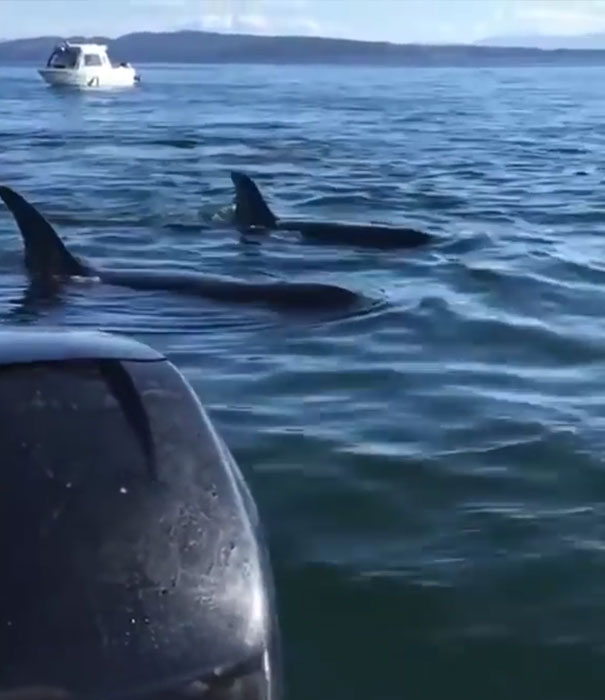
[38,41,140,88]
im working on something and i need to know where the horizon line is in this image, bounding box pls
[0,29,583,45]
[2,28,605,53]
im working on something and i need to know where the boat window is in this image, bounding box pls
[84,54,102,67]
[47,47,79,69]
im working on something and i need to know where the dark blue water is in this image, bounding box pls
[2,63,605,699]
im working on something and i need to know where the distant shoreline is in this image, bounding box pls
[3,30,605,67]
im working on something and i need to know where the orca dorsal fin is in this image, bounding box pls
[0,186,90,282]
[230,171,278,230]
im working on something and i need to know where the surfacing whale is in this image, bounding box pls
[0,186,361,312]
[230,171,435,250]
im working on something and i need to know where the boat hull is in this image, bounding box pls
[38,67,139,88]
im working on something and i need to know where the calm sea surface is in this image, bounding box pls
[2,63,605,699]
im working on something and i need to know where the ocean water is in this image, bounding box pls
[2,62,605,699]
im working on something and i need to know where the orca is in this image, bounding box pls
[0,186,361,312]
[230,171,435,250]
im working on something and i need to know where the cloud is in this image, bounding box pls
[239,13,270,31]
[200,11,271,32]
[199,12,322,35]
[511,0,605,35]
[294,17,321,35]
[199,13,322,36]
[128,0,188,7]
[198,0,322,36]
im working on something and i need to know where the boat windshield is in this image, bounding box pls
[47,46,80,69]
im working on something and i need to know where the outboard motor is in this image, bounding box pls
[0,329,281,700]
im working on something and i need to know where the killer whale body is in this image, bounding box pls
[0,186,360,312]
[230,171,434,250]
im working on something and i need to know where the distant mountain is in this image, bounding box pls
[3,30,605,66]
[476,33,605,50]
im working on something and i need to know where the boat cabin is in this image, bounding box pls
[45,42,112,70]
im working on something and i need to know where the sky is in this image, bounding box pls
[2,0,605,44]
